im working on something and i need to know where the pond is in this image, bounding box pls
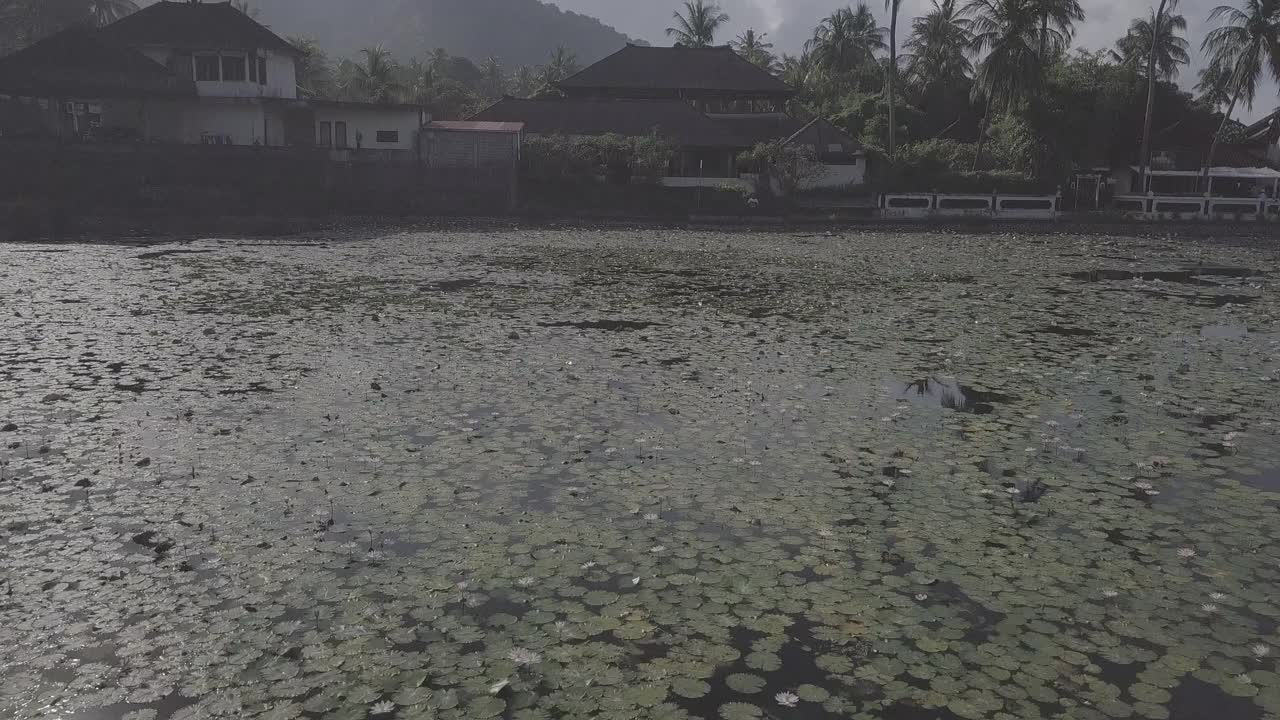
[1,228,1277,720]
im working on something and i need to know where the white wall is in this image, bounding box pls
[137,46,297,99]
[314,106,420,151]
[801,161,865,190]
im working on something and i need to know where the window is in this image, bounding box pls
[334,121,348,149]
[258,57,267,85]
[222,55,246,82]
[248,54,257,82]
[376,130,399,144]
[195,55,220,81]
[318,121,332,147]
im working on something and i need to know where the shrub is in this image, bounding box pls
[522,134,675,186]
[738,142,824,196]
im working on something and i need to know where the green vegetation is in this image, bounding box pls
[2,229,1278,719]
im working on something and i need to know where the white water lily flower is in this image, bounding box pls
[775,691,800,707]
[1251,644,1270,658]
[370,700,395,715]
[1178,547,1197,558]
[507,647,542,666]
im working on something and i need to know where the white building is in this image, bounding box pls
[0,2,422,151]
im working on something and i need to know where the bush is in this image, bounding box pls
[738,142,824,196]
[522,134,675,186]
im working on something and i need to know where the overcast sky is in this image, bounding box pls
[551,0,1279,123]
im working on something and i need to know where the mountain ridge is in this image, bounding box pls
[247,0,643,67]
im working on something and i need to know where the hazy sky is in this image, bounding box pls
[550,0,1279,123]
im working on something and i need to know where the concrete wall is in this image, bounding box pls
[314,106,420,151]
[802,161,865,190]
[423,130,520,168]
[138,46,297,99]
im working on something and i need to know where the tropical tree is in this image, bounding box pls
[808,4,886,88]
[1137,0,1177,192]
[963,0,1043,168]
[1030,0,1083,65]
[88,0,137,26]
[509,65,538,97]
[288,35,332,97]
[733,29,780,71]
[1198,0,1280,192]
[1195,60,1236,108]
[479,56,505,99]
[353,45,402,104]
[539,45,580,86]
[231,0,259,19]
[0,0,86,51]
[1114,8,1190,79]
[903,0,974,92]
[885,0,904,158]
[402,57,436,105]
[780,51,816,90]
[666,0,730,48]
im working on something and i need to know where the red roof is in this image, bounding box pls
[427,120,524,133]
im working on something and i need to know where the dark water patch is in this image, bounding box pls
[217,382,278,396]
[1094,656,1143,689]
[1032,325,1096,337]
[422,278,482,292]
[1232,468,1280,492]
[1168,677,1263,720]
[882,703,965,720]
[658,356,690,367]
[135,249,214,260]
[899,378,1017,415]
[1069,267,1262,284]
[1200,324,1248,340]
[538,320,662,332]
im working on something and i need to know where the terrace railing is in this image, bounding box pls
[880,193,1059,219]
[1114,194,1279,222]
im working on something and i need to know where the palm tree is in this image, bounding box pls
[536,45,580,90]
[0,0,84,50]
[666,0,730,48]
[779,51,816,91]
[1195,61,1235,108]
[1198,0,1280,193]
[479,56,505,98]
[733,29,780,71]
[1137,0,1177,192]
[885,0,904,158]
[808,4,886,87]
[288,35,331,97]
[402,57,435,104]
[963,0,1042,169]
[509,65,538,97]
[1030,0,1083,65]
[1114,8,1190,79]
[354,45,402,104]
[88,0,137,26]
[903,0,974,92]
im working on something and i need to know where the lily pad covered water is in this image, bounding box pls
[1,228,1278,720]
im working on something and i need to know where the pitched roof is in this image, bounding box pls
[711,113,862,155]
[1244,108,1279,144]
[470,97,750,147]
[98,1,299,55]
[0,25,194,98]
[556,44,794,96]
[427,120,525,133]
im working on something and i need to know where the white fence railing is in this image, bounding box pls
[1115,194,1279,222]
[881,193,1060,219]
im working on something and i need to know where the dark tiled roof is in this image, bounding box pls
[1244,108,1279,143]
[711,113,862,154]
[556,45,793,96]
[1154,145,1276,170]
[99,1,298,55]
[0,26,194,98]
[471,97,750,147]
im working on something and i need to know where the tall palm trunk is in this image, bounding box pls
[1038,15,1049,63]
[972,98,992,171]
[1137,0,1167,194]
[1201,90,1240,196]
[887,3,899,161]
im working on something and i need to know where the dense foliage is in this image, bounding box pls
[523,134,676,185]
